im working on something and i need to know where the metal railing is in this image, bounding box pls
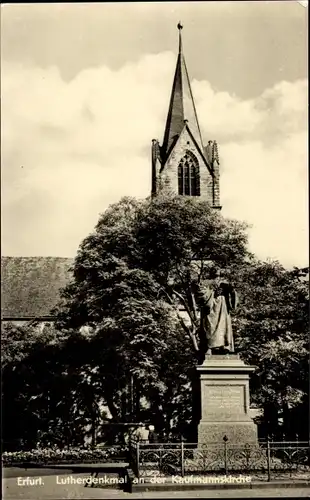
[129,438,310,482]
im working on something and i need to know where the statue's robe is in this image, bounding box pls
[197,279,238,352]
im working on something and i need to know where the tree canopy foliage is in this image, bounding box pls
[230,260,309,438]
[56,194,309,439]
[57,195,249,352]
[2,195,309,449]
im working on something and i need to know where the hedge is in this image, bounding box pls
[2,446,128,466]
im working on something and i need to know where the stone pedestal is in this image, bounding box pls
[195,354,258,444]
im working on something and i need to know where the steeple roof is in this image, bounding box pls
[162,23,204,160]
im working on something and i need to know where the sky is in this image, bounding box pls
[1,2,308,268]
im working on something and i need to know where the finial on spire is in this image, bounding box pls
[177,22,183,53]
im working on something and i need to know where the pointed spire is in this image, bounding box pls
[162,23,204,160]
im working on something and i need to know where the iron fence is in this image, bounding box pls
[129,439,310,482]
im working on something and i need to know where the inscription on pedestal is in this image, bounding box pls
[204,386,244,415]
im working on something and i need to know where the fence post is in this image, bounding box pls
[266,435,271,482]
[136,441,140,478]
[181,438,185,477]
[223,436,228,475]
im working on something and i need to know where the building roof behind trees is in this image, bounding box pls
[1,257,73,320]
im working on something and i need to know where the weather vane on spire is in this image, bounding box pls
[177,22,183,54]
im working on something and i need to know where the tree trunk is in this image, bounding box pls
[264,403,279,439]
[104,388,120,421]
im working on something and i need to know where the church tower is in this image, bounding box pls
[151,23,221,209]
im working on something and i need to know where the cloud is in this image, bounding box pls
[193,79,308,267]
[1,54,308,267]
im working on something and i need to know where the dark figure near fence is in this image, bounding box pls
[148,425,158,443]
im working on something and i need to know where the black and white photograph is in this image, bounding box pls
[1,2,309,499]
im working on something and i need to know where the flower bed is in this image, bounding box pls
[2,446,128,466]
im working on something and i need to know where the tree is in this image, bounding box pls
[55,194,250,435]
[2,321,63,450]
[3,195,308,447]
[229,260,309,439]
[2,322,105,450]
[57,195,249,352]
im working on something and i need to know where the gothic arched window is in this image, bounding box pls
[178,151,200,196]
